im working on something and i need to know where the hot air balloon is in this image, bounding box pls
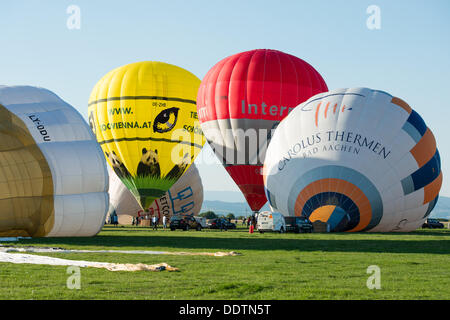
[108,163,203,220]
[0,86,109,237]
[263,88,442,232]
[88,61,205,209]
[197,49,328,213]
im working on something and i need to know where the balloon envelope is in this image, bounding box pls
[197,49,328,211]
[88,61,205,209]
[108,163,203,219]
[263,88,442,232]
[0,86,109,237]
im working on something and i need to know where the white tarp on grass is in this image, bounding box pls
[0,245,240,256]
[0,245,240,272]
[0,251,178,272]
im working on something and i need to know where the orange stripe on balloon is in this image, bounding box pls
[391,97,412,114]
[423,171,443,204]
[315,102,321,127]
[293,178,372,232]
[410,128,436,167]
[341,105,346,113]
[324,102,330,119]
[333,103,338,114]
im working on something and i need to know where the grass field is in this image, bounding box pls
[1,225,449,300]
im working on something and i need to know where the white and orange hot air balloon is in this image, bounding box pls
[264,88,442,232]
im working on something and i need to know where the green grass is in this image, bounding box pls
[1,226,449,300]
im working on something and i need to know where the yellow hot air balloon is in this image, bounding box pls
[88,61,205,208]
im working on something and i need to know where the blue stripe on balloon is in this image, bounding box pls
[423,196,439,219]
[401,175,415,195]
[410,150,441,192]
[265,187,277,210]
[406,110,427,137]
[402,121,423,143]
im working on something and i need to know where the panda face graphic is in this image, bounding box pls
[153,107,179,133]
[107,151,122,167]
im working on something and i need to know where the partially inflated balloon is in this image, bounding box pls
[108,163,203,219]
[264,88,442,232]
[107,166,142,217]
[0,86,109,237]
[89,62,205,209]
[197,49,328,211]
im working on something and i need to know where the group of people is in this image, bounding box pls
[150,215,168,230]
[242,213,258,229]
[131,216,140,226]
[131,215,168,230]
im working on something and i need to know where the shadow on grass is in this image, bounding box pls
[13,228,450,255]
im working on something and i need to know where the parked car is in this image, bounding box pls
[257,211,286,233]
[208,218,236,230]
[422,218,445,229]
[170,215,203,231]
[284,216,313,233]
[193,216,208,228]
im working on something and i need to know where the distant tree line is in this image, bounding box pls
[199,211,238,220]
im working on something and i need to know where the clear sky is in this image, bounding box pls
[1,0,449,196]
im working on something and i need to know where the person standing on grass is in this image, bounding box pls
[110,210,118,227]
[163,215,167,230]
[152,215,157,230]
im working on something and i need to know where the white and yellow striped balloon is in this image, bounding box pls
[0,86,109,237]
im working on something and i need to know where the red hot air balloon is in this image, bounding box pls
[197,49,328,212]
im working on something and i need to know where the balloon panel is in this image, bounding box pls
[0,86,109,237]
[88,62,205,208]
[264,88,442,232]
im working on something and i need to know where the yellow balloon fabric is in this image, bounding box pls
[88,61,204,209]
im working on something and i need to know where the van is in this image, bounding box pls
[257,211,286,233]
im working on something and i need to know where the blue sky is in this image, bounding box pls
[1,0,449,196]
